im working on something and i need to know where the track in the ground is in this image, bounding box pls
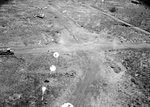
[1,0,150,107]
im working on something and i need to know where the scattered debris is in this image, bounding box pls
[35,13,45,19]
[51,38,55,42]
[44,79,50,83]
[1,0,150,107]
[61,103,74,107]
[131,0,141,5]
[43,6,48,9]
[90,5,150,35]
[109,7,117,13]
[9,94,21,101]
[0,48,14,55]
[50,65,56,72]
[62,10,67,13]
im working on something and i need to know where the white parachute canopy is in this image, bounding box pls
[61,103,74,107]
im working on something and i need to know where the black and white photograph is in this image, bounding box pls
[0,0,150,107]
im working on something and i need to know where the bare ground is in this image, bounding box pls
[0,0,150,107]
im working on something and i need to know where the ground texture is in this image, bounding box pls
[0,0,150,107]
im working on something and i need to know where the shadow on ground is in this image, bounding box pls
[0,0,12,7]
[139,0,150,7]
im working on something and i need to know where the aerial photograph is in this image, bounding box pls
[0,0,150,107]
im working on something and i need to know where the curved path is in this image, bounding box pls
[1,1,150,107]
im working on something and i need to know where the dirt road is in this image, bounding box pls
[1,0,150,107]
[11,41,150,55]
[69,54,101,107]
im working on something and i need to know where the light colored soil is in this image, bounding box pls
[0,0,150,107]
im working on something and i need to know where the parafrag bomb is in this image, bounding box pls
[61,103,74,107]
[53,52,59,58]
[42,86,47,94]
[41,86,47,100]
[50,65,56,72]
